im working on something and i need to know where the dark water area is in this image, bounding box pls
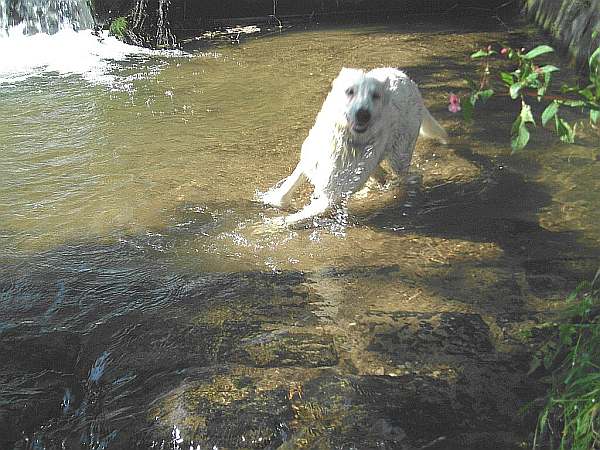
[1,13,600,450]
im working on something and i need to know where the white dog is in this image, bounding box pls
[259,67,448,226]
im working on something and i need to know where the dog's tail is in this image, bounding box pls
[420,107,448,144]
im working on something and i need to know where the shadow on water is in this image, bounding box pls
[362,144,599,295]
[0,243,313,448]
[2,142,599,449]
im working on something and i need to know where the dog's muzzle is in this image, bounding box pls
[352,108,371,133]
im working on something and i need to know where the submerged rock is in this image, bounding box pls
[235,331,339,368]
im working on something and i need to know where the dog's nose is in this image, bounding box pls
[356,108,371,124]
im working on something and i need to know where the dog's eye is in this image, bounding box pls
[346,88,355,97]
[372,92,381,100]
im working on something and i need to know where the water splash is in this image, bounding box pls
[0,0,184,86]
[0,26,160,85]
[89,351,111,384]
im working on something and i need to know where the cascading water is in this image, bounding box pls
[0,0,178,85]
[0,0,94,37]
[126,0,176,49]
[156,0,175,49]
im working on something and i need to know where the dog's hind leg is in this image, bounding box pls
[260,164,306,208]
[386,134,418,179]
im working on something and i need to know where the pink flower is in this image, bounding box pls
[448,93,461,113]
[500,47,509,55]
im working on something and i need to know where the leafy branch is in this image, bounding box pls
[109,16,128,39]
[458,43,600,152]
[532,276,600,450]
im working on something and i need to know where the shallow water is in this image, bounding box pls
[1,16,599,450]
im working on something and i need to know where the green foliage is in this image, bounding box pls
[523,45,554,60]
[462,43,600,152]
[532,273,600,450]
[511,101,535,150]
[109,17,128,39]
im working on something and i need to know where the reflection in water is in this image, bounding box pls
[0,15,599,450]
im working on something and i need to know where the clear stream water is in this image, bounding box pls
[0,15,599,450]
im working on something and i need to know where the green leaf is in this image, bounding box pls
[477,89,494,103]
[578,87,594,101]
[500,71,514,86]
[524,45,554,60]
[471,49,497,59]
[525,72,540,87]
[520,101,535,125]
[471,49,488,59]
[542,101,559,126]
[510,82,523,99]
[511,122,531,152]
[511,102,535,153]
[561,100,587,108]
[538,71,553,98]
[109,17,128,39]
[556,117,575,143]
[589,47,600,71]
[539,64,560,74]
[511,115,522,135]
[528,354,543,375]
[590,109,600,124]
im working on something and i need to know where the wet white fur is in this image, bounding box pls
[259,67,447,226]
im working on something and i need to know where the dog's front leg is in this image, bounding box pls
[281,195,330,226]
[354,164,388,199]
[259,164,305,208]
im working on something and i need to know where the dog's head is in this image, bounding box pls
[331,67,390,138]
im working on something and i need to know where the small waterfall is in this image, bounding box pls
[0,0,94,37]
[155,0,175,49]
[0,0,161,86]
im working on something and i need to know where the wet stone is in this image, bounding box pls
[149,373,292,449]
[0,371,70,447]
[0,326,80,372]
[366,311,495,364]
[235,331,339,368]
[526,273,570,298]
[278,370,527,450]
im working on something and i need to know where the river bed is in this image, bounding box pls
[0,15,599,450]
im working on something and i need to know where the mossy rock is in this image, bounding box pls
[235,331,339,368]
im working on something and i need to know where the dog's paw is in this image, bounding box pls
[256,189,285,208]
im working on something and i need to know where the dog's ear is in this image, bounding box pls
[332,67,363,89]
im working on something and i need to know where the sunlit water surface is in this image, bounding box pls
[1,17,599,450]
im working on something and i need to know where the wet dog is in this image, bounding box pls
[259,67,447,226]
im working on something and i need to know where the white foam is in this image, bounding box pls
[0,25,181,87]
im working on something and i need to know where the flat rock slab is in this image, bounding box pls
[236,331,339,367]
[366,311,495,363]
